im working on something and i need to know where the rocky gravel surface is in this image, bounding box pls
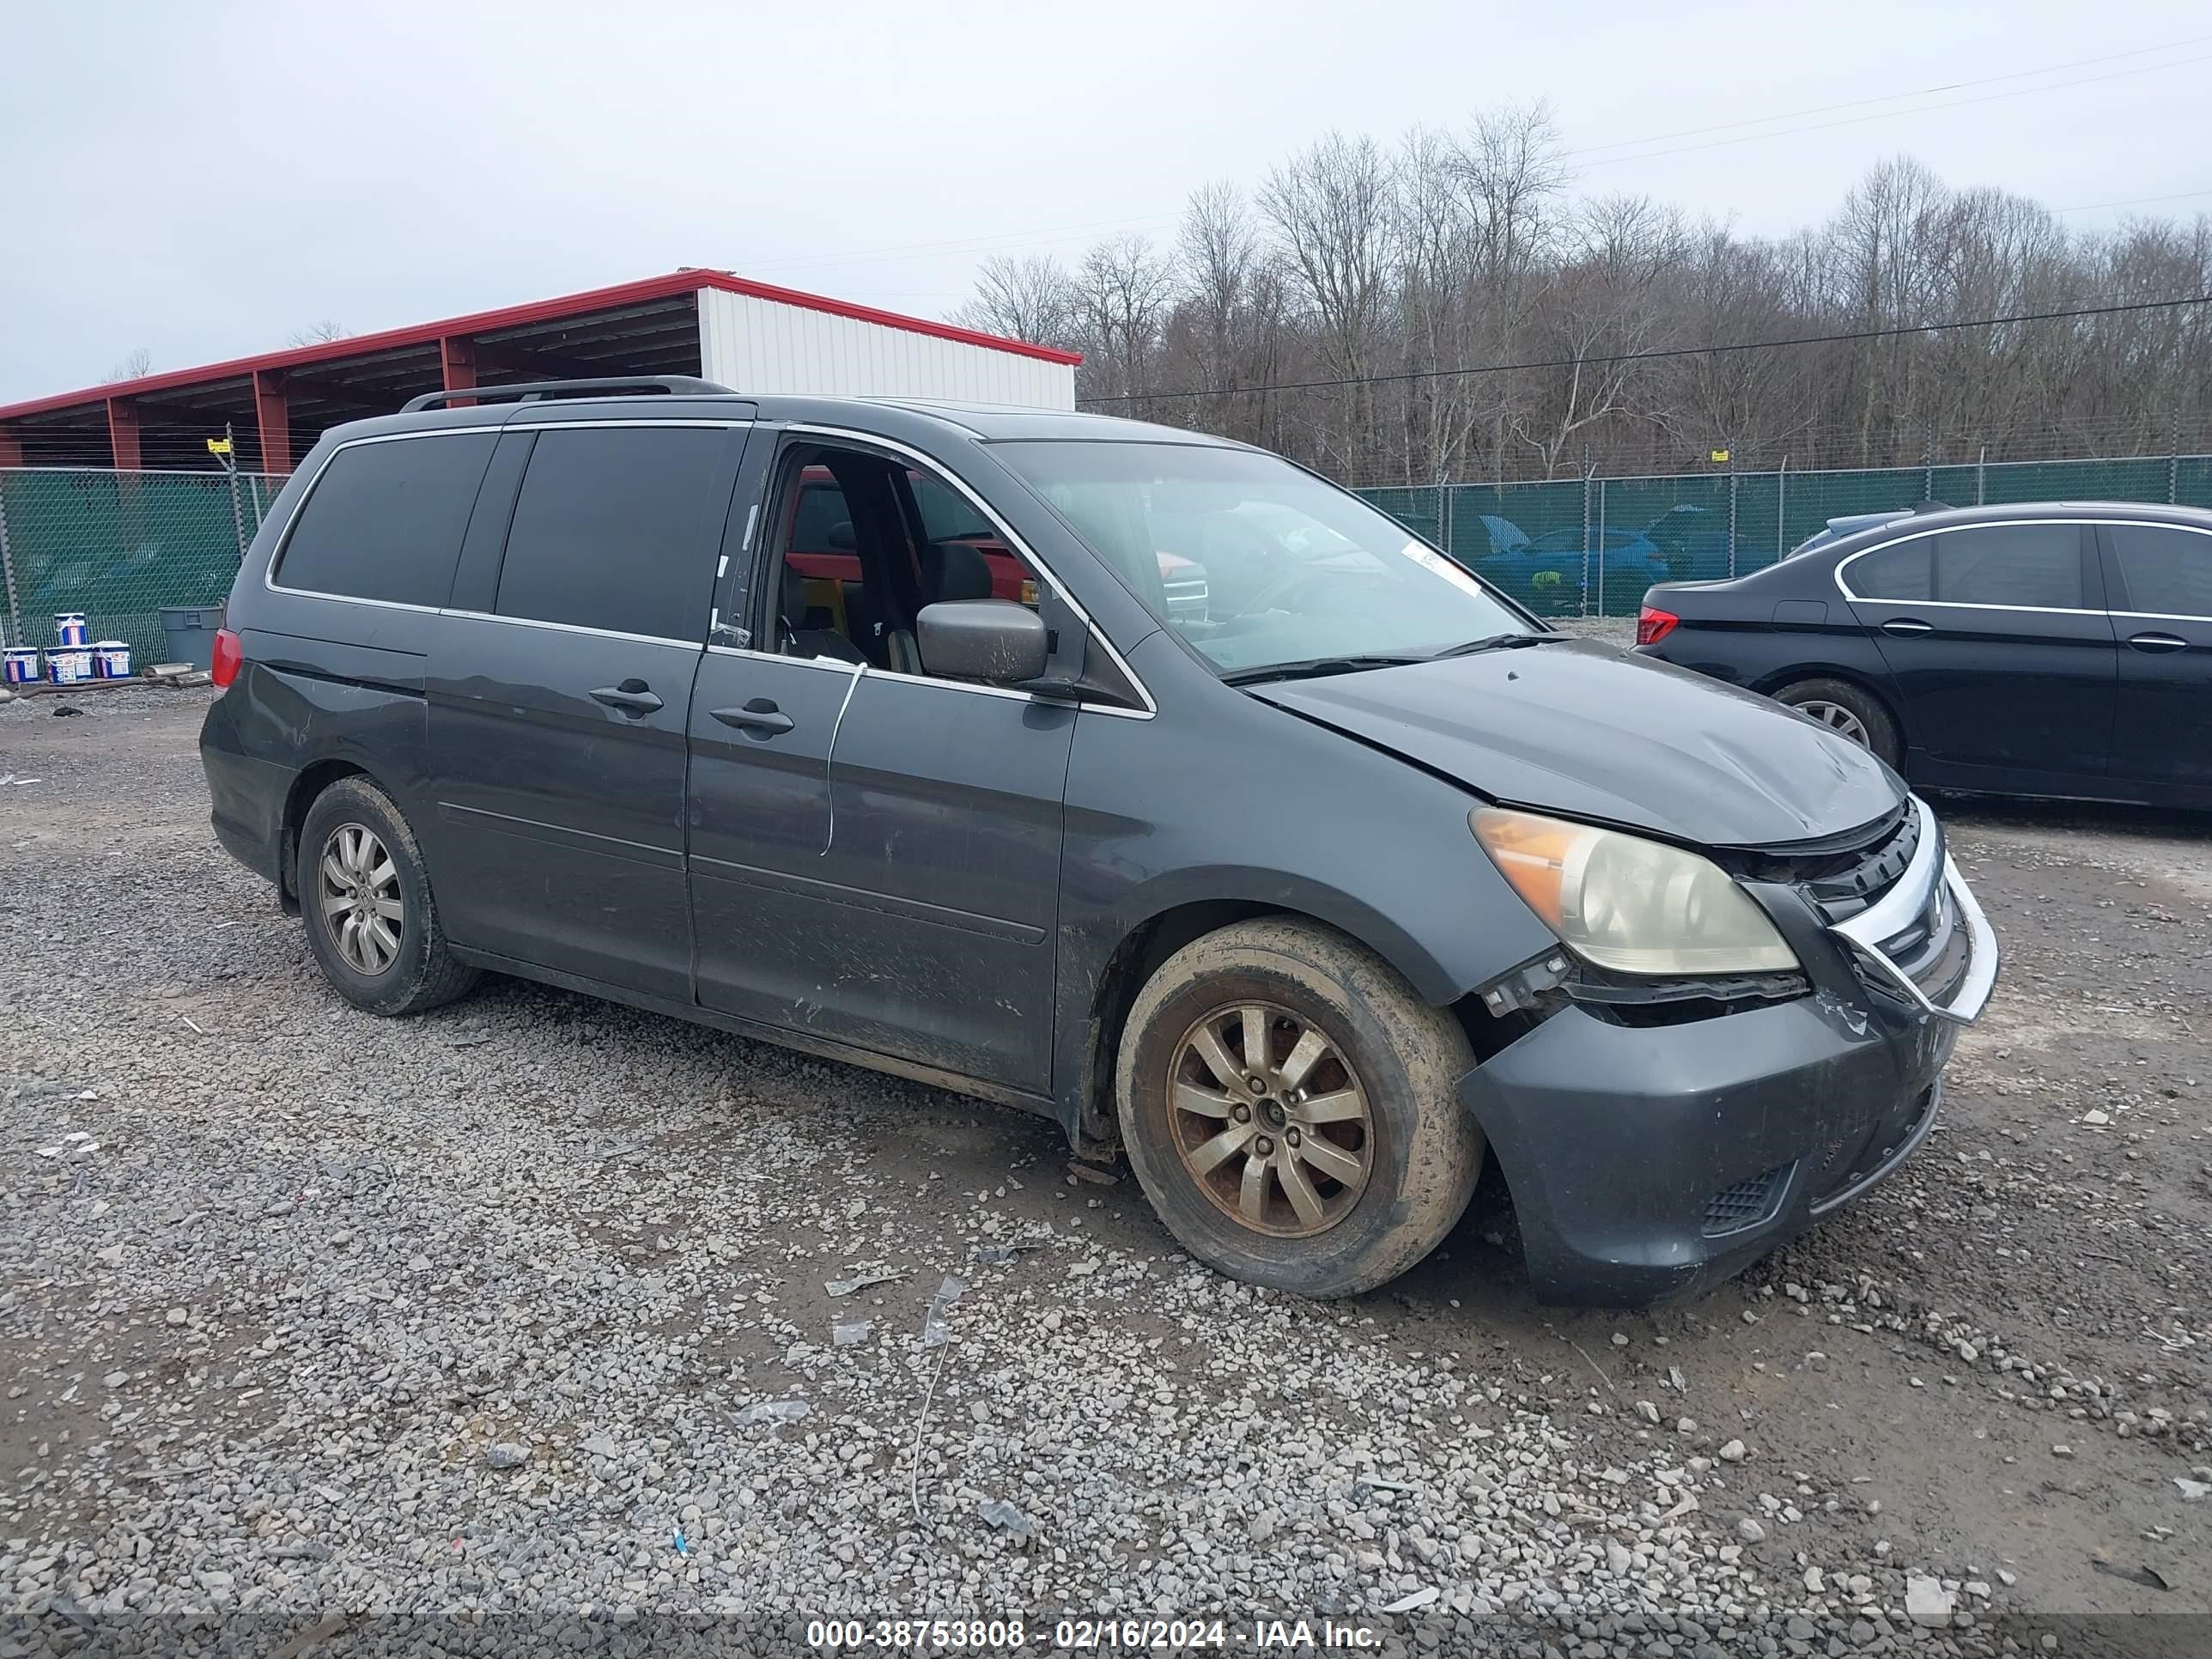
[2,691,2207,1656]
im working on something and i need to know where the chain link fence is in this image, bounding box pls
[1359,451,2212,617]
[4,452,2210,655]
[0,468,283,664]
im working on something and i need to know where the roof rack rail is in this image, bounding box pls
[401,375,734,413]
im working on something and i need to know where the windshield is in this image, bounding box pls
[994,441,1530,674]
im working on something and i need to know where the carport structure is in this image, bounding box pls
[0,270,1081,473]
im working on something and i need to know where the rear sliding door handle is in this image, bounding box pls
[1879,618,1934,635]
[711,699,794,734]
[2126,631,2189,653]
[590,680,663,715]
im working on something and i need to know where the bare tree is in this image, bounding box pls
[1176,181,1272,439]
[101,347,153,384]
[952,122,2212,483]
[1071,235,1178,411]
[949,256,1079,349]
[1509,196,1682,477]
[1260,132,1398,471]
[287,320,353,347]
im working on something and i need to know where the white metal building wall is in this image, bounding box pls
[696,287,1075,409]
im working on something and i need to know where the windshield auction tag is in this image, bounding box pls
[1399,540,1489,598]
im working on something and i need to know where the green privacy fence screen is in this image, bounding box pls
[0,468,284,664]
[4,453,2209,656]
[1359,452,2212,617]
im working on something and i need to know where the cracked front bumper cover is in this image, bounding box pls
[1458,799,1996,1308]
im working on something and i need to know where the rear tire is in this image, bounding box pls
[1773,677,1902,769]
[1115,918,1483,1299]
[298,776,478,1016]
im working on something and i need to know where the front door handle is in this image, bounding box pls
[2126,631,2190,653]
[590,680,663,716]
[1880,618,1935,636]
[711,698,795,734]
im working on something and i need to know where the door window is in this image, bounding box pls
[765,446,1030,672]
[276,433,495,605]
[1931,525,2082,609]
[495,427,727,640]
[2109,523,2212,617]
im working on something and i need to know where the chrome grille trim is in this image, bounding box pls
[1827,798,1998,1024]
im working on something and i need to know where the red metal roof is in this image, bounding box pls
[0,269,1082,423]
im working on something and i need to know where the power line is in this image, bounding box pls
[1565,35,2212,159]
[727,212,1178,281]
[1579,52,2212,169]
[1077,293,2212,406]
[2053,186,2212,214]
[694,44,2206,300]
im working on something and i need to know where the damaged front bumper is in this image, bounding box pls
[1459,795,1996,1308]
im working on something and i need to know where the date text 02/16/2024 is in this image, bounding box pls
[802,1619,1384,1650]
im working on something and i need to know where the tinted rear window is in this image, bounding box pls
[2110,523,2212,616]
[1935,525,2081,608]
[1846,538,1932,600]
[275,434,495,605]
[495,427,728,640]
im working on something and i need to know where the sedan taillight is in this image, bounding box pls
[1636,605,1680,647]
[210,627,244,688]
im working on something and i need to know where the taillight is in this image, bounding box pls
[210,627,244,688]
[1636,606,1680,647]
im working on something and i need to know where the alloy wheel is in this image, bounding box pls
[1796,699,1870,748]
[318,822,404,975]
[1165,1001,1373,1237]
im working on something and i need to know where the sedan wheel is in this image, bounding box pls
[1795,699,1870,748]
[1167,1000,1372,1237]
[1773,678,1902,769]
[318,822,404,975]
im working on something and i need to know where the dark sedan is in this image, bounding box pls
[1636,501,2212,810]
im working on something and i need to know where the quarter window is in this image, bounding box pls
[2109,523,2212,617]
[495,427,727,640]
[1932,525,2082,608]
[275,433,495,606]
[1846,538,1932,601]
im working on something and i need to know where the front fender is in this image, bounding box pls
[1051,659,1563,1137]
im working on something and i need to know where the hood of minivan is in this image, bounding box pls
[1247,638,1901,847]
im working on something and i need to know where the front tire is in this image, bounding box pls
[1115,918,1483,1299]
[298,776,478,1016]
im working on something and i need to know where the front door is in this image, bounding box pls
[2101,519,2212,799]
[428,420,748,999]
[1842,520,2115,787]
[685,435,1071,1093]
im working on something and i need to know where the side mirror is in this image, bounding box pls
[827,520,857,551]
[917,599,1048,684]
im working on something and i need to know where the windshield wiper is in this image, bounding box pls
[1428,631,1570,660]
[1221,654,1429,687]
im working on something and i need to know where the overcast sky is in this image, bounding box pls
[3,0,2207,404]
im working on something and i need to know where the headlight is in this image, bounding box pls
[1471,807,1798,976]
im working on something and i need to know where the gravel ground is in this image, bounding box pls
[3,687,2208,1656]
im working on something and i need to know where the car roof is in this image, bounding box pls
[311,392,1251,453]
[1794,498,2212,561]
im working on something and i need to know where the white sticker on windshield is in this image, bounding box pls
[1399,540,1488,597]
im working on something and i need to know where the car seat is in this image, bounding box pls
[780,562,866,664]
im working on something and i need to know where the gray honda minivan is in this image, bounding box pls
[200,378,1996,1306]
